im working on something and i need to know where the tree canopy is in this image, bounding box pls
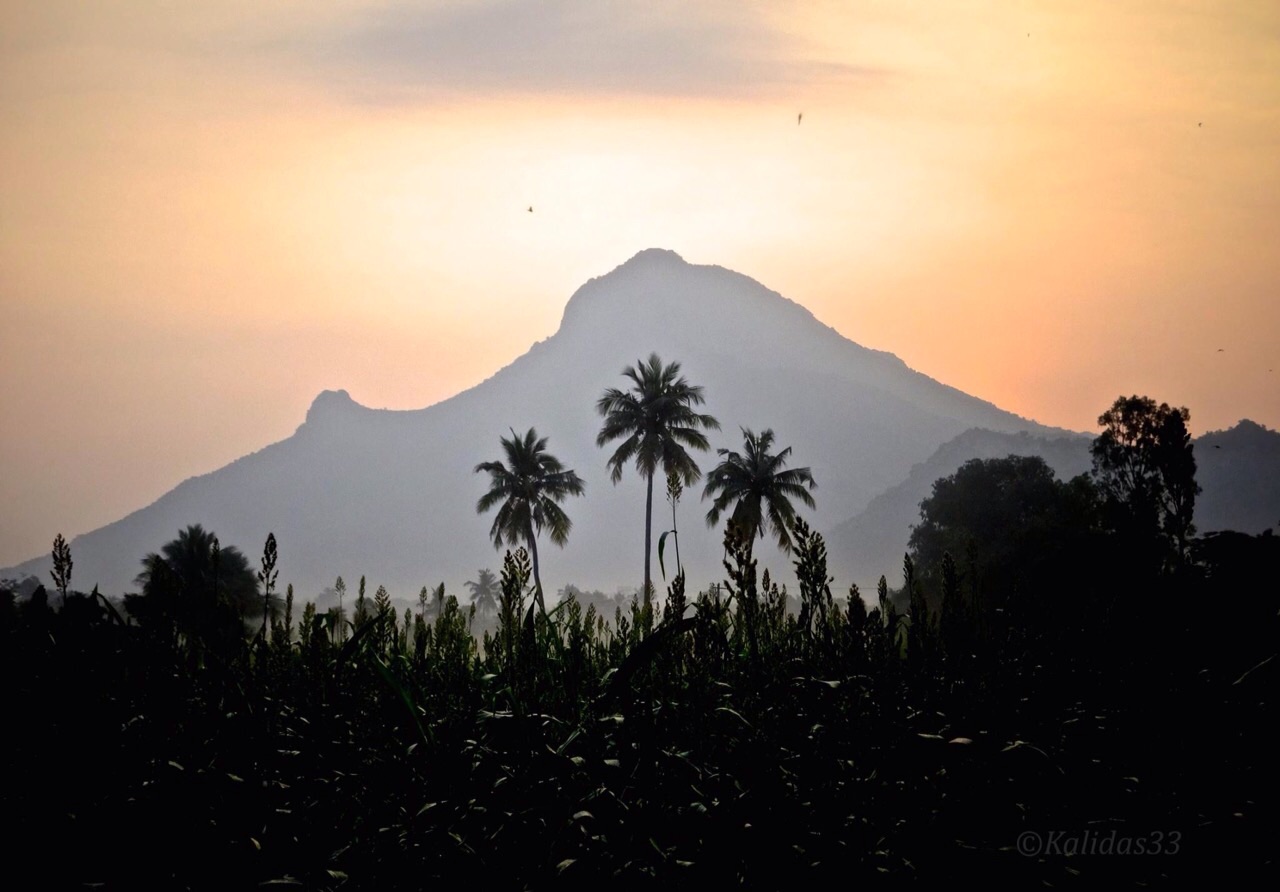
[126,524,261,654]
[908,455,1099,607]
[1090,395,1200,564]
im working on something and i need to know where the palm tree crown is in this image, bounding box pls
[475,428,585,610]
[702,427,817,553]
[464,568,500,616]
[596,353,719,594]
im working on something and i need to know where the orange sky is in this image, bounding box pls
[2,1,1278,567]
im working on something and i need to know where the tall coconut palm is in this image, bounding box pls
[596,353,719,595]
[702,427,817,554]
[475,428,585,614]
[465,568,500,617]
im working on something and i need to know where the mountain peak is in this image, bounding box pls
[556,247,806,349]
[1228,418,1273,435]
[1199,418,1278,450]
[622,247,687,267]
[304,389,361,427]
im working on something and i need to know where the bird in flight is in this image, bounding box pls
[797,112,802,125]
[527,206,533,213]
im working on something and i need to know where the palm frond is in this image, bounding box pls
[701,426,817,551]
[475,427,585,558]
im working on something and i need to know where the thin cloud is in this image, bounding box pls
[282,0,882,101]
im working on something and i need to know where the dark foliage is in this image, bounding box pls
[701,427,817,554]
[125,524,263,659]
[1091,395,1200,567]
[476,427,586,614]
[4,396,1277,889]
[908,454,1101,611]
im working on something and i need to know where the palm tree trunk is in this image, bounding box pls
[671,491,682,578]
[525,526,567,661]
[644,471,654,596]
[527,528,546,616]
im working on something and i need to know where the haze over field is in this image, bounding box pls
[3,2,1279,568]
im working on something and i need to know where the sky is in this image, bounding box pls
[2,0,1278,568]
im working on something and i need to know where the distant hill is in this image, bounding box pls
[1194,420,1280,535]
[0,249,1075,599]
[825,420,1280,590]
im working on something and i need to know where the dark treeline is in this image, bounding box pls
[3,392,1279,889]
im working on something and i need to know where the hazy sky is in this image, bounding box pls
[3,1,1278,567]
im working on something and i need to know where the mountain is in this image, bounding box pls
[1194,420,1280,534]
[3,249,1071,600]
[826,419,1280,590]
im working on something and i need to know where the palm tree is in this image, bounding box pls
[465,568,500,617]
[702,427,817,554]
[127,524,261,653]
[596,354,719,595]
[475,428,585,614]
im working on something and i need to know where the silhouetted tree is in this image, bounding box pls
[702,427,816,554]
[909,455,1099,610]
[475,427,586,615]
[128,524,260,652]
[465,569,500,617]
[596,354,719,595]
[1091,395,1200,565]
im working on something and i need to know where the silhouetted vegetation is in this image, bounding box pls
[907,454,1100,612]
[125,524,265,661]
[597,353,720,596]
[702,426,817,554]
[465,568,500,617]
[475,427,586,616]
[1092,395,1200,570]
[3,392,1277,888]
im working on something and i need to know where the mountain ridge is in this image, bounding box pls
[826,419,1280,591]
[0,250,1118,599]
